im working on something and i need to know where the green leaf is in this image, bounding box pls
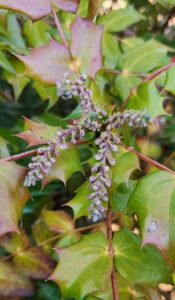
[0,137,10,158]
[118,40,169,73]
[16,118,57,147]
[50,232,112,299]
[0,229,29,254]
[67,181,90,219]
[13,247,55,279]
[111,148,139,190]
[70,16,103,79]
[15,39,72,84]
[97,6,144,32]
[113,229,172,286]
[102,32,121,68]
[112,181,136,212]
[3,58,30,100]
[33,81,58,107]
[45,146,82,185]
[0,0,51,20]
[127,171,175,267]
[89,273,132,300]
[0,161,29,236]
[127,81,165,118]
[6,13,26,50]
[0,50,15,74]
[157,0,175,7]
[42,209,75,233]
[115,74,141,101]
[0,260,33,297]
[164,66,175,95]
[23,19,50,48]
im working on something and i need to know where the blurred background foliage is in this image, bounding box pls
[0,0,175,299]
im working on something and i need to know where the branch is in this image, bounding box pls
[51,5,68,49]
[106,203,119,300]
[120,62,175,112]
[0,149,37,163]
[127,147,175,175]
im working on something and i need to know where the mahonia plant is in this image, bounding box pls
[0,1,175,300]
[24,73,151,222]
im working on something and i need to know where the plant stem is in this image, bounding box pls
[51,5,68,49]
[0,149,37,163]
[120,62,175,112]
[127,146,175,175]
[106,203,119,300]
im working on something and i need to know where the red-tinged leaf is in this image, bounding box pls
[0,0,51,21]
[53,0,80,12]
[42,209,75,233]
[13,247,56,280]
[15,39,72,84]
[0,260,33,297]
[70,16,103,79]
[0,229,29,254]
[0,162,30,236]
[16,117,57,147]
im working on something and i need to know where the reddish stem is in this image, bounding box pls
[120,62,175,112]
[106,206,119,300]
[51,6,68,49]
[0,149,37,163]
[127,147,175,175]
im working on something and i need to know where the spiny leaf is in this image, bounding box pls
[44,146,82,185]
[67,181,90,219]
[53,0,80,12]
[70,16,103,79]
[16,118,57,147]
[0,260,33,297]
[127,81,165,118]
[97,6,144,32]
[113,229,172,286]
[127,171,175,267]
[13,247,56,280]
[0,229,29,254]
[118,40,169,73]
[111,148,140,190]
[50,232,112,299]
[15,39,72,84]
[42,209,75,233]
[0,161,30,236]
[0,0,52,21]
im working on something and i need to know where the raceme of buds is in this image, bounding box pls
[88,131,121,222]
[24,73,151,222]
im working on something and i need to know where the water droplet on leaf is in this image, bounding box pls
[147,220,158,233]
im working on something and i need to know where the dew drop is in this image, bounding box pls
[147,220,158,233]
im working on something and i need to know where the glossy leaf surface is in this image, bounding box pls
[0,162,29,236]
[50,232,112,299]
[128,171,175,266]
[70,17,103,78]
[114,229,172,285]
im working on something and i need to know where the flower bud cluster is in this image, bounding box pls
[88,131,120,222]
[57,73,93,114]
[109,109,151,129]
[25,73,151,222]
[24,126,86,187]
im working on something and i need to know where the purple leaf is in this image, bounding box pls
[15,39,72,84]
[70,17,103,79]
[53,0,80,12]
[0,0,52,21]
